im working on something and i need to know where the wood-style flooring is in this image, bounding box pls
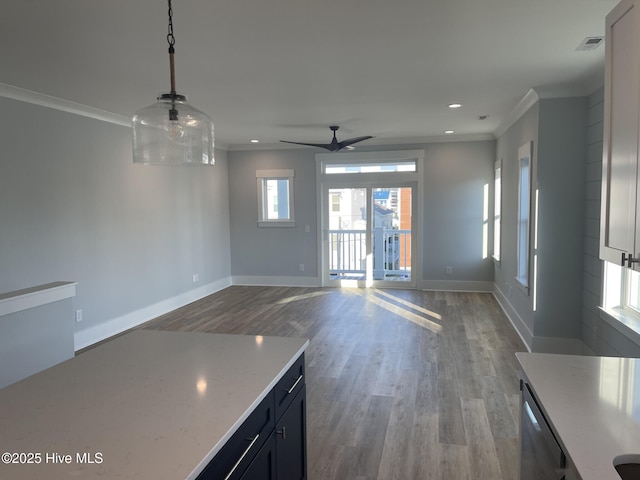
[137,286,526,480]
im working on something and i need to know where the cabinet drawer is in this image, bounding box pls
[274,353,305,420]
[197,392,275,480]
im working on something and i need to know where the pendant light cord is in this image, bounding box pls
[167,0,178,119]
[167,0,177,95]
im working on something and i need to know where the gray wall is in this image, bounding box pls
[535,97,586,340]
[0,97,231,343]
[422,141,496,284]
[227,148,318,279]
[495,102,539,335]
[495,96,588,351]
[228,141,496,287]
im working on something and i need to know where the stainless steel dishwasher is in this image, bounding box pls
[519,379,567,480]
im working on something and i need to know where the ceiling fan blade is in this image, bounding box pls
[280,140,335,150]
[280,128,374,152]
[337,135,374,149]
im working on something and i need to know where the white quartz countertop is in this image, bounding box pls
[0,330,309,480]
[517,352,640,480]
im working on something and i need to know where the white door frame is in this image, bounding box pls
[315,150,424,288]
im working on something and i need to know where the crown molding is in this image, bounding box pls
[494,88,540,139]
[0,82,130,127]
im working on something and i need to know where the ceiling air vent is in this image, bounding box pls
[576,36,603,51]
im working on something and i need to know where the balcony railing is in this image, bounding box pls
[329,228,411,280]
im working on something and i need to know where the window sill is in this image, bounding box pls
[514,276,529,295]
[599,306,640,348]
[257,221,296,228]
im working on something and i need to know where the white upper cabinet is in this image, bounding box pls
[601,0,640,268]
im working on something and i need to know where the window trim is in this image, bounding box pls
[601,261,640,346]
[515,141,533,293]
[493,158,502,262]
[256,169,295,228]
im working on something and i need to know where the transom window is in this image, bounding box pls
[324,161,416,174]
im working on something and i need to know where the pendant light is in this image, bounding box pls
[132,0,214,166]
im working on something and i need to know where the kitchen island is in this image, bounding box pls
[0,330,309,479]
[517,352,640,480]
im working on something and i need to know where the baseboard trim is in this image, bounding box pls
[418,279,494,292]
[232,275,321,287]
[492,283,590,354]
[73,277,232,351]
[492,285,533,352]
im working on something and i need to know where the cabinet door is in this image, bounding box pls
[240,432,277,480]
[196,393,274,480]
[276,385,307,480]
[601,0,640,265]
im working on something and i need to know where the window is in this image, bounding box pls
[603,262,640,317]
[324,161,416,174]
[256,169,294,227]
[331,193,341,212]
[516,142,533,291]
[493,159,502,261]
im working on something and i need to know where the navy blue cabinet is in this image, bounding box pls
[197,354,306,480]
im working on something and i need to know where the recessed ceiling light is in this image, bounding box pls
[448,103,462,109]
[444,130,455,134]
[250,139,260,143]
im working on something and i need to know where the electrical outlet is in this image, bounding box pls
[75,310,83,322]
[445,266,453,275]
[299,264,305,272]
[192,273,199,283]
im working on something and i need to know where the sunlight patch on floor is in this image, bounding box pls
[275,291,332,304]
[347,288,442,333]
[372,289,442,321]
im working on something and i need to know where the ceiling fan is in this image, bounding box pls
[280,126,374,152]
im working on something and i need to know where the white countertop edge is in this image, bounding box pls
[186,339,309,480]
[516,352,640,480]
[0,282,77,317]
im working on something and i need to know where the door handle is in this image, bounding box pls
[628,254,640,268]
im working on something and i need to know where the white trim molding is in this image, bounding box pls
[492,284,533,351]
[494,89,540,138]
[0,82,130,127]
[74,278,231,351]
[419,280,494,292]
[232,276,321,288]
[0,281,77,317]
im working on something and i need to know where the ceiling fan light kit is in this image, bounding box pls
[280,125,374,152]
[132,0,215,166]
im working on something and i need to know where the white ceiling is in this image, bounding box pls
[1,0,618,149]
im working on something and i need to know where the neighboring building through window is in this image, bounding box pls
[331,193,341,213]
[256,169,295,227]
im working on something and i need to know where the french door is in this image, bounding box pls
[323,184,415,288]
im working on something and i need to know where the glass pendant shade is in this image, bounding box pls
[132,93,214,166]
